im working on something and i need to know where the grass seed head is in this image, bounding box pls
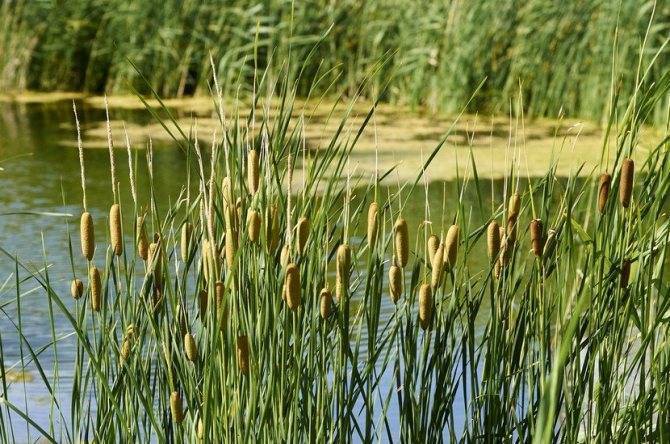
[394,217,409,268]
[418,283,433,330]
[89,266,102,312]
[389,265,402,304]
[487,220,501,263]
[80,211,95,261]
[285,263,301,310]
[619,158,634,208]
[71,278,83,300]
[598,173,611,214]
[109,203,122,256]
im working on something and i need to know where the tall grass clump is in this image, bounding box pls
[0,39,669,443]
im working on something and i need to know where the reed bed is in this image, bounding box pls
[0,45,669,444]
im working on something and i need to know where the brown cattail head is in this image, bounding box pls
[320,288,332,319]
[225,228,237,268]
[389,265,402,304]
[285,263,301,310]
[80,211,95,261]
[247,149,260,195]
[184,333,198,362]
[170,391,184,424]
[296,217,310,254]
[367,202,379,249]
[427,234,439,264]
[237,335,250,375]
[215,281,225,307]
[508,193,521,221]
[109,204,123,256]
[530,219,544,257]
[137,216,149,260]
[418,284,433,330]
[247,210,261,243]
[394,218,409,268]
[598,173,612,214]
[444,224,459,269]
[431,243,445,289]
[70,278,83,300]
[619,158,634,208]
[181,222,192,263]
[89,266,102,312]
[487,220,501,263]
[620,260,632,288]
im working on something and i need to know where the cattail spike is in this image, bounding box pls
[389,265,402,304]
[296,217,310,254]
[530,219,544,257]
[181,222,192,263]
[248,149,260,195]
[431,243,444,289]
[619,158,634,208]
[170,391,184,424]
[320,288,332,319]
[285,264,301,310]
[367,202,379,250]
[247,210,261,243]
[427,234,439,264]
[71,279,83,300]
[394,218,409,268]
[444,224,459,269]
[486,220,501,263]
[620,260,632,288]
[89,266,102,312]
[598,173,611,214]
[336,244,351,300]
[184,333,198,362]
[137,216,149,260]
[109,204,122,256]
[418,284,433,330]
[81,212,95,261]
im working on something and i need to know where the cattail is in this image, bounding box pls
[225,228,237,268]
[70,278,83,300]
[418,284,433,330]
[247,210,261,243]
[620,260,632,288]
[90,266,102,312]
[280,245,290,268]
[80,212,95,261]
[198,289,208,318]
[120,324,135,362]
[530,219,544,257]
[170,391,184,424]
[215,281,224,307]
[444,224,459,269]
[137,216,149,260]
[181,222,192,262]
[184,333,198,362]
[508,192,521,221]
[296,217,310,254]
[487,220,501,263]
[248,149,260,195]
[109,204,123,256]
[320,288,332,319]
[237,335,250,375]
[427,234,439,264]
[285,264,301,310]
[389,265,402,304]
[598,173,611,214]
[431,243,444,289]
[619,158,634,208]
[336,244,351,300]
[367,202,379,249]
[394,218,409,268]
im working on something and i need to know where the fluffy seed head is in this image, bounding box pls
[598,173,611,214]
[80,212,95,261]
[237,335,250,375]
[367,202,379,249]
[530,219,544,257]
[89,266,102,312]
[71,278,83,300]
[320,288,332,319]
[619,158,634,208]
[427,234,439,264]
[296,217,310,254]
[487,220,501,263]
[418,284,433,330]
[431,243,444,289]
[137,216,149,260]
[170,391,184,424]
[247,149,260,195]
[247,210,261,243]
[181,222,192,263]
[285,263,301,310]
[389,265,402,304]
[444,224,459,269]
[184,333,198,362]
[394,218,409,267]
[109,204,123,256]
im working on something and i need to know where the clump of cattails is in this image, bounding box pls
[487,220,501,263]
[70,278,83,300]
[530,219,544,257]
[320,288,332,319]
[598,173,611,214]
[285,264,301,310]
[427,234,439,264]
[336,244,351,300]
[248,149,260,195]
[170,391,184,424]
[90,266,102,312]
[137,216,149,260]
[431,242,444,289]
[109,204,122,256]
[394,218,409,268]
[620,260,632,288]
[247,210,261,243]
[296,217,310,254]
[237,335,250,375]
[418,284,433,330]
[181,222,192,262]
[80,212,95,261]
[619,158,634,208]
[120,324,135,362]
[389,265,402,303]
[184,333,198,362]
[367,202,379,249]
[444,224,459,270]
